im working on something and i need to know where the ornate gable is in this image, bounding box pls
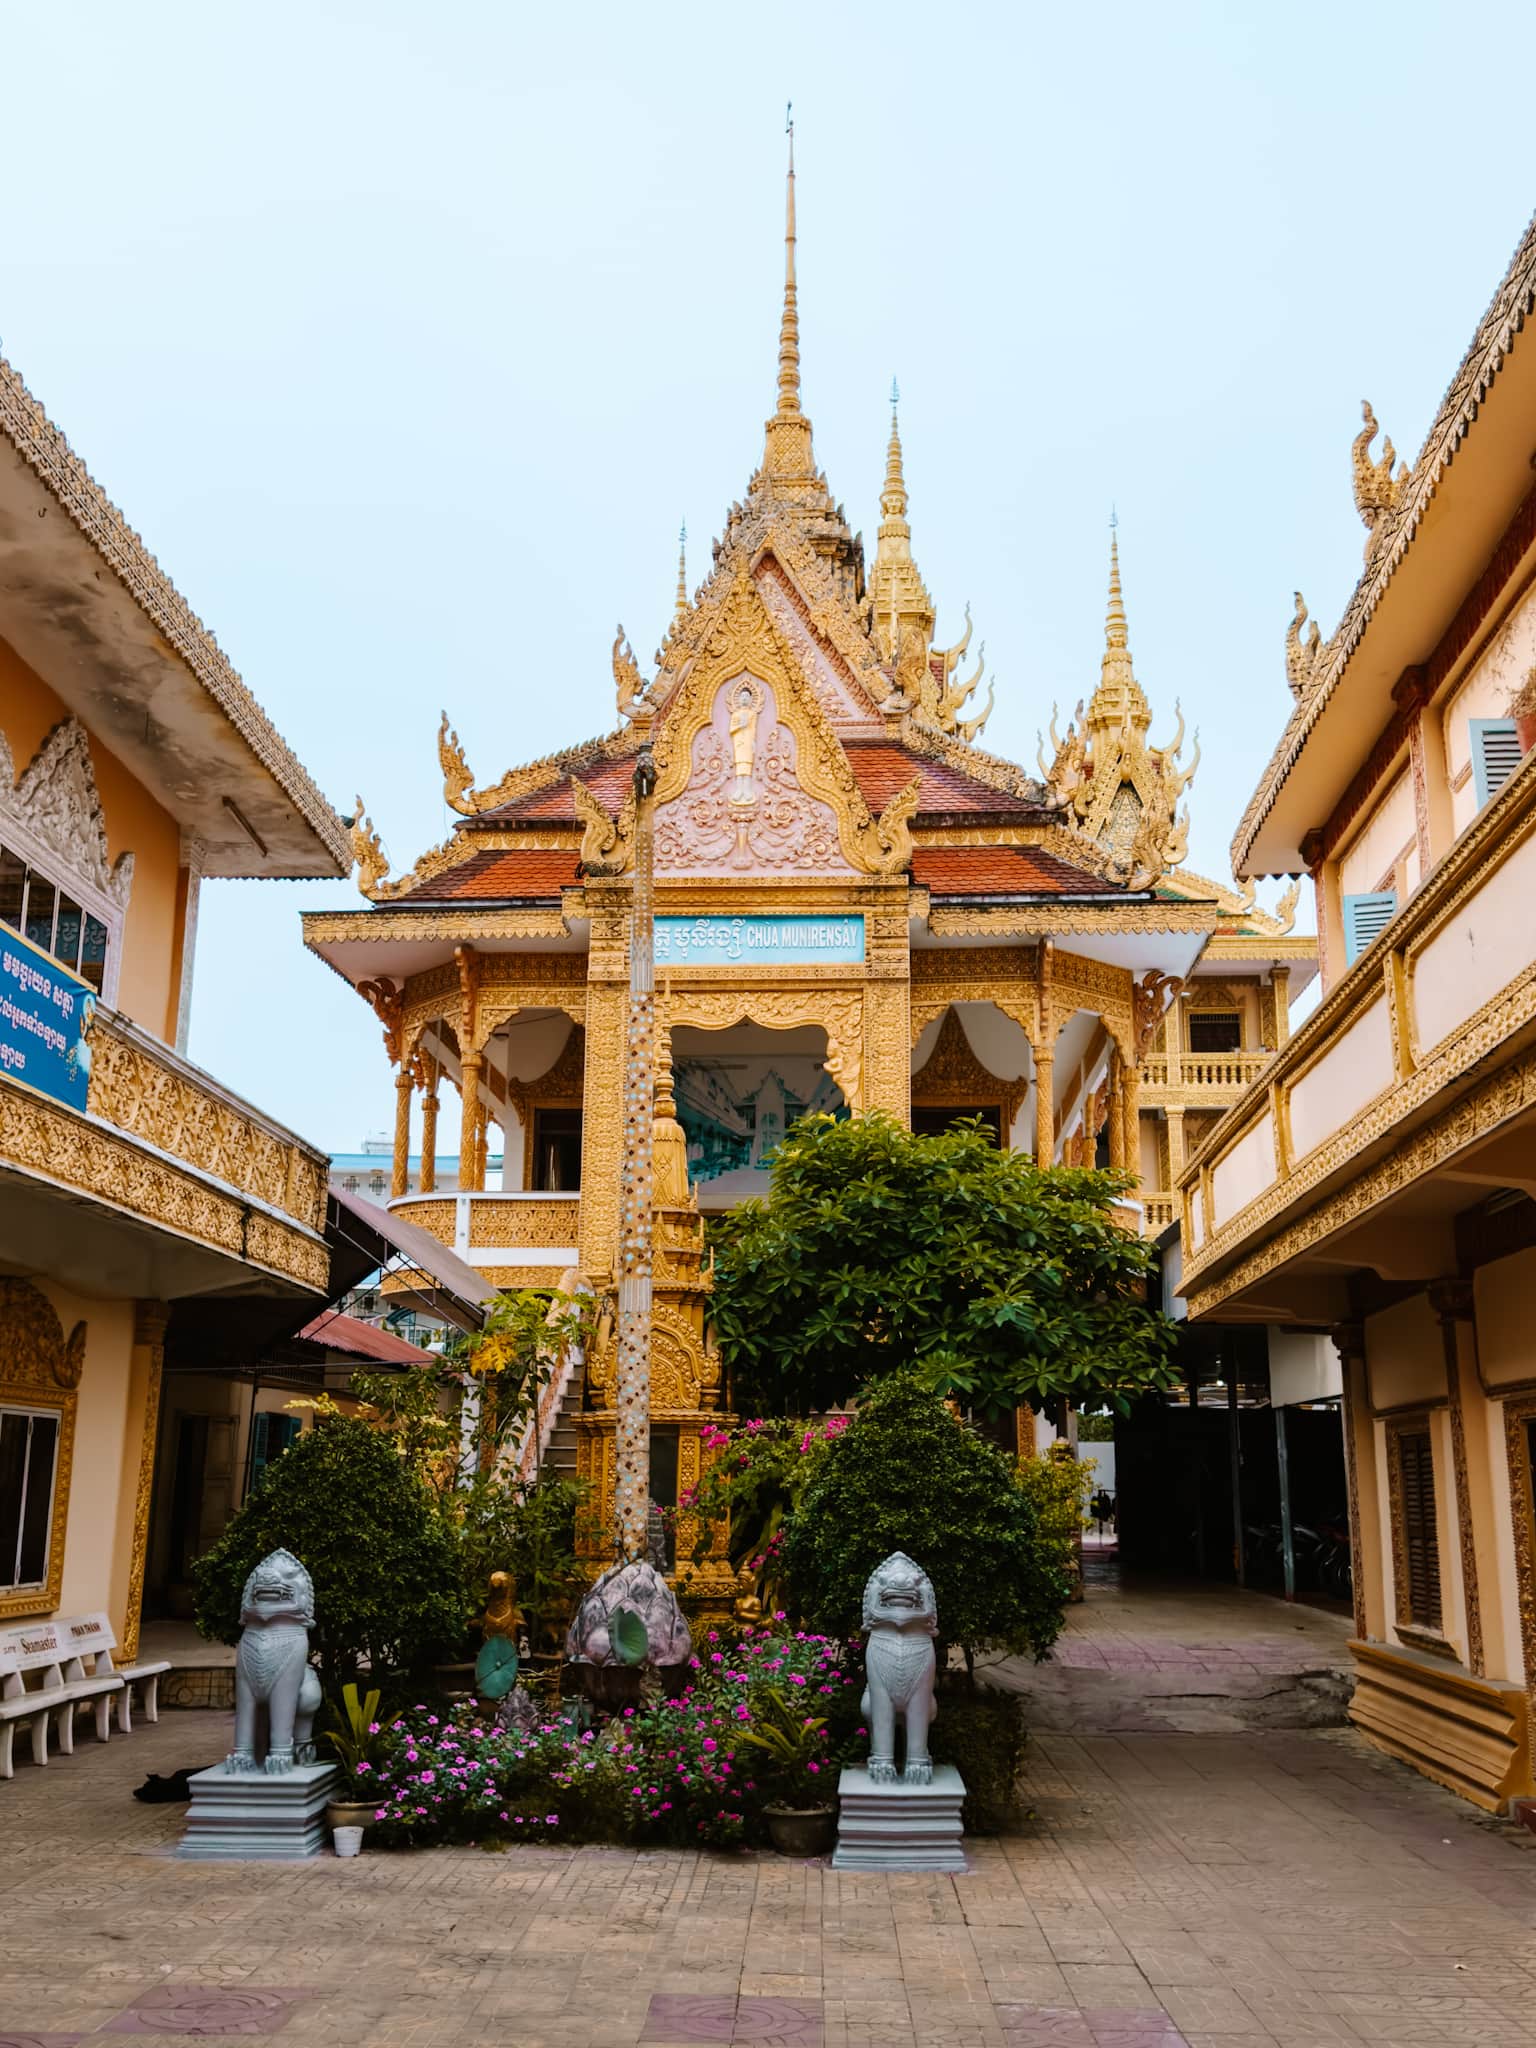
[0,718,134,909]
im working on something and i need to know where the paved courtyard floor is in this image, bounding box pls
[4,1700,1536,2048]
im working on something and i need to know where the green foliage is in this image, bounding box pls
[1075,1411,1116,1442]
[495,1477,589,1659]
[736,1683,831,1807]
[323,1682,397,1793]
[192,1418,469,1688]
[783,1371,1070,1660]
[929,1683,1028,1835]
[709,1113,1178,1418]
[1015,1443,1093,1581]
[474,1635,521,1700]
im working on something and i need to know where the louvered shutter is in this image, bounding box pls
[1471,718,1523,807]
[1397,1428,1441,1630]
[1342,890,1397,965]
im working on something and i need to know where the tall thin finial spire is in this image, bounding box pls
[777,103,800,418]
[1086,517,1149,738]
[1106,521,1127,651]
[673,521,688,625]
[882,377,907,519]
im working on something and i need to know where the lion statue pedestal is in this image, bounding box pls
[180,1549,335,1861]
[832,1551,966,1872]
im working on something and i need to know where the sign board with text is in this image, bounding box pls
[0,925,96,1113]
[654,914,865,967]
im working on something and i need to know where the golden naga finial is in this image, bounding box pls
[939,640,990,736]
[613,624,648,723]
[438,711,477,815]
[1273,877,1301,934]
[349,797,390,897]
[570,774,635,875]
[1284,592,1326,700]
[1132,970,1184,1057]
[1352,399,1409,550]
[356,976,404,1063]
[870,774,921,875]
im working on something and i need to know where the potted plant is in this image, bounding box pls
[739,1684,837,1857]
[321,1682,396,1854]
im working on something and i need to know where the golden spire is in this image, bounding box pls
[652,978,692,1208]
[870,379,934,666]
[673,521,688,627]
[762,109,817,487]
[1085,517,1150,739]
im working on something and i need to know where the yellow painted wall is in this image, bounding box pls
[29,1279,136,1621]
[1364,1292,1446,1413]
[0,634,183,1042]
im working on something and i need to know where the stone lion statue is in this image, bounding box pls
[225,1548,323,1776]
[860,1551,939,1785]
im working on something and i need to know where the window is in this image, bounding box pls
[0,1407,60,1593]
[0,837,111,992]
[1470,718,1523,808]
[250,1411,302,1486]
[1395,1425,1441,1631]
[1342,890,1397,965]
[1188,1012,1242,1054]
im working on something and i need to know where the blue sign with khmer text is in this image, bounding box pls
[0,925,96,1113]
[654,913,865,967]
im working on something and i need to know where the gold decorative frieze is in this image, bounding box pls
[912,1007,1027,1130]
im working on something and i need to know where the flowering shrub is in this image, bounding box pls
[677,1417,847,1611]
[364,1624,860,1851]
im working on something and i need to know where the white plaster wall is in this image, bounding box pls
[1339,770,1416,899]
[1209,1109,1276,1229]
[1288,997,1392,1163]
[1138,1120,1161,1187]
[1444,578,1536,834]
[1412,826,1536,1056]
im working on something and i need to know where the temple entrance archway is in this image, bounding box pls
[910,1002,1033,1152]
[669,1021,845,1212]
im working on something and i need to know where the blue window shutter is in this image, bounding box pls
[1342,890,1397,965]
[1471,718,1522,807]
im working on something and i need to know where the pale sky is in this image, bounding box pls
[2,2,1531,1150]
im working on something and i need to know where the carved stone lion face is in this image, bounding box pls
[239,1548,315,1629]
[861,1550,938,1633]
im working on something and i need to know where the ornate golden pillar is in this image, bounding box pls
[1107,1053,1126,1171]
[391,1069,413,1199]
[1271,966,1291,1049]
[1033,1044,1055,1164]
[1166,1106,1187,1186]
[1120,1060,1141,1191]
[1163,986,1184,1085]
[862,892,912,1123]
[459,1051,485,1193]
[419,1063,439,1194]
[112,1302,167,1665]
[1333,1323,1379,1642]
[579,885,631,1278]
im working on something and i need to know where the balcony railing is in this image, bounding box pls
[1141,1192,1176,1232]
[388,1190,581,1269]
[1140,1051,1273,1094]
[1,1004,331,1291]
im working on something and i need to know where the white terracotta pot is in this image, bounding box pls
[332,1825,365,1858]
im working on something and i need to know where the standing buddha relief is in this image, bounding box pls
[656,673,847,875]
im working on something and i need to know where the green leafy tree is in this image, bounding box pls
[782,1371,1070,1661]
[191,1416,470,1689]
[710,1112,1177,1418]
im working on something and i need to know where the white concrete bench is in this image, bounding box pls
[58,1612,171,1735]
[0,1611,169,1776]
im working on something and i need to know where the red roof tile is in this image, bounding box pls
[476,757,636,824]
[911,845,1120,898]
[396,848,578,902]
[844,742,1048,819]
[297,1312,438,1364]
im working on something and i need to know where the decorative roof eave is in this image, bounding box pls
[1231,206,1536,874]
[458,728,640,824]
[0,352,348,876]
[927,901,1218,937]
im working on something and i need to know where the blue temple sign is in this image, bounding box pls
[0,926,96,1113]
[654,913,865,967]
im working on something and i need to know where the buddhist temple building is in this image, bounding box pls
[302,153,1311,1579]
[1176,213,1536,1812]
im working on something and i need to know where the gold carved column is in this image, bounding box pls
[1033,1044,1055,1163]
[1166,1106,1187,1186]
[862,893,912,1123]
[459,1052,485,1192]
[113,1301,167,1665]
[1120,1061,1141,1192]
[579,885,632,1279]
[1334,1323,1379,1642]
[419,1062,439,1194]
[391,1069,413,1199]
[1106,1052,1126,1171]
[1271,967,1291,1050]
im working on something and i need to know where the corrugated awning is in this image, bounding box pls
[324,1185,499,1333]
